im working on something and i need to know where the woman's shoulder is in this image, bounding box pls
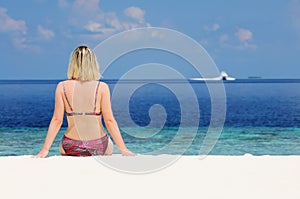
[55,80,72,90]
[59,79,72,84]
[57,79,73,86]
[99,81,108,86]
[99,81,110,92]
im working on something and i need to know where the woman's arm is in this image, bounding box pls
[34,83,65,158]
[101,83,135,156]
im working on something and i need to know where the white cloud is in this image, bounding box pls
[243,42,257,50]
[73,0,101,17]
[81,12,125,40]
[288,0,300,38]
[37,25,55,40]
[12,37,41,52]
[0,7,47,51]
[124,6,145,23]
[234,28,256,50]
[204,23,220,32]
[0,7,31,49]
[58,0,69,8]
[200,39,209,46]
[212,23,220,31]
[12,37,27,49]
[61,1,151,42]
[105,13,123,30]
[235,28,253,42]
[85,21,102,33]
[219,34,229,43]
[150,30,165,40]
[214,29,256,50]
[0,7,26,34]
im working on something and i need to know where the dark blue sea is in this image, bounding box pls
[0,79,299,156]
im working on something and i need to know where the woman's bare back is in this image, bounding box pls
[62,80,106,140]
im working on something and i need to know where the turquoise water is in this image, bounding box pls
[0,80,300,156]
[0,127,299,156]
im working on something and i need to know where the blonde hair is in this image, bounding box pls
[67,46,101,81]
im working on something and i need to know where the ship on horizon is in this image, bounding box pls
[189,71,236,81]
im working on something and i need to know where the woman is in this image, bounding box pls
[35,46,134,157]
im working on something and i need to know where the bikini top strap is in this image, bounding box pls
[62,82,73,112]
[93,81,100,113]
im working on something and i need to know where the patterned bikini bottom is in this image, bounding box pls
[61,134,109,156]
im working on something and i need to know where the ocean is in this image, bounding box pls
[0,79,299,156]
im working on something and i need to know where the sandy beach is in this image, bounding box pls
[0,155,299,199]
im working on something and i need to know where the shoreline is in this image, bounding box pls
[1,155,299,199]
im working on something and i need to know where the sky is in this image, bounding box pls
[0,0,300,79]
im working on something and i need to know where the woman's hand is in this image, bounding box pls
[120,148,136,156]
[34,149,49,158]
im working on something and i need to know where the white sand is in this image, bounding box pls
[1,155,299,199]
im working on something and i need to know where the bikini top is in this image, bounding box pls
[62,82,101,116]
